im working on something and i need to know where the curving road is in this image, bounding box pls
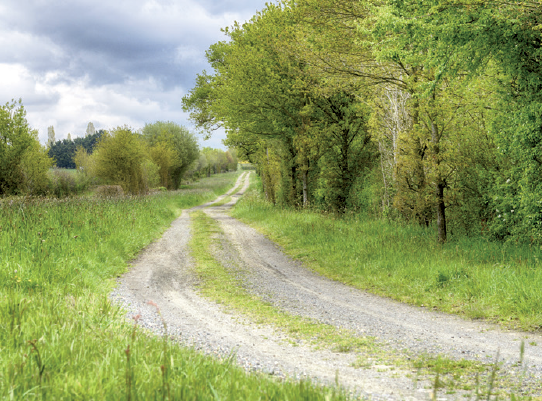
[111,172,542,400]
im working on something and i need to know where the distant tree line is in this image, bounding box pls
[0,102,238,197]
[186,147,238,179]
[48,131,104,169]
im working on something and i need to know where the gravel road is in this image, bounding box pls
[111,172,542,400]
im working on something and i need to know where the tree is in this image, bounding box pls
[310,92,376,212]
[74,146,96,177]
[86,122,96,137]
[0,100,53,195]
[289,0,501,240]
[184,2,379,211]
[142,122,199,189]
[93,126,156,194]
[391,0,542,242]
[48,131,102,169]
[47,126,55,147]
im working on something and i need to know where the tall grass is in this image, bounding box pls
[0,171,343,400]
[232,185,542,331]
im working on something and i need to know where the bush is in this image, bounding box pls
[47,169,96,198]
[142,122,199,189]
[0,100,53,195]
[48,170,77,197]
[94,185,124,198]
[93,127,153,194]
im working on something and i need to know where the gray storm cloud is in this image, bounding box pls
[0,0,268,147]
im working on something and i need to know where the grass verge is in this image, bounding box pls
[231,183,542,332]
[0,171,346,399]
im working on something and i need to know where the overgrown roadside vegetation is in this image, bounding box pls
[0,172,345,400]
[232,180,542,333]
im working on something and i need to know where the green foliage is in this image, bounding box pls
[311,93,377,212]
[184,4,379,213]
[370,0,542,242]
[184,0,542,243]
[142,121,199,189]
[93,126,153,194]
[193,147,239,179]
[0,100,53,195]
[46,169,91,197]
[48,130,103,169]
[0,173,347,400]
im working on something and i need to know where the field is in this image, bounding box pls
[0,172,344,400]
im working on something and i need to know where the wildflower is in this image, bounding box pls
[498,214,501,218]
[506,178,511,184]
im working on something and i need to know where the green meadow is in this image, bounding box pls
[0,172,345,400]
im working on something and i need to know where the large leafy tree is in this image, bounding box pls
[184,6,308,205]
[377,0,542,241]
[184,3,377,211]
[290,0,502,241]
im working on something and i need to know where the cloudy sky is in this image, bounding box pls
[0,0,269,149]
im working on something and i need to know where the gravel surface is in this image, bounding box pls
[111,172,542,400]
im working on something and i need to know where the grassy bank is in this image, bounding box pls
[231,182,542,332]
[0,172,342,400]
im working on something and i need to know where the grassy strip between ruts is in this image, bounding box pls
[189,210,375,354]
[0,171,347,400]
[188,209,518,396]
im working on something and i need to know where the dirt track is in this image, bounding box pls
[111,172,542,400]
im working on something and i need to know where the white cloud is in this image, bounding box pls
[0,0,271,149]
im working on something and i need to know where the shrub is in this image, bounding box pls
[94,185,124,198]
[0,100,53,195]
[93,127,152,194]
[47,170,77,197]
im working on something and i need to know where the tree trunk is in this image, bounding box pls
[431,120,447,243]
[263,148,269,200]
[436,181,447,243]
[302,169,308,207]
[290,163,297,205]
